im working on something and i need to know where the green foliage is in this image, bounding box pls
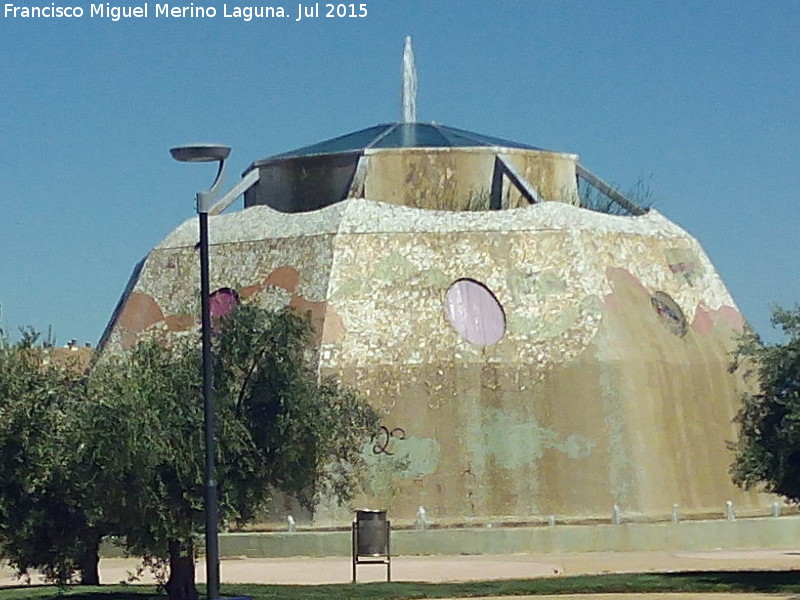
[83,340,205,557]
[213,305,379,512]
[0,305,379,587]
[0,330,104,585]
[84,305,379,561]
[730,305,800,501]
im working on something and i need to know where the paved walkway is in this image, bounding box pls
[203,549,800,585]
[1,548,798,598]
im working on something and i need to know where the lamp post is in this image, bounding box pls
[170,143,231,600]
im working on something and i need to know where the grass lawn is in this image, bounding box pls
[1,571,800,600]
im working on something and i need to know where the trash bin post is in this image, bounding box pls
[351,519,357,583]
[351,509,391,583]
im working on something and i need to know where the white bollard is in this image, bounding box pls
[548,515,556,527]
[671,504,680,523]
[415,505,428,530]
[772,501,782,517]
[612,504,621,525]
[287,515,296,532]
[725,500,735,521]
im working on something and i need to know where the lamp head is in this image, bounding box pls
[170,144,231,163]
[171,144,232,211]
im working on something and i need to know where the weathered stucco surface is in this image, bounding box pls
[244,146,581,213]
[103,198,760,526]
[362,148,580,210]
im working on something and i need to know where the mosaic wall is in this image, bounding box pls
[103,198,761,525]
[362,147,580,210]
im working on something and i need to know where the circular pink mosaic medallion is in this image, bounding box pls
[444,279,506,346]
[209,287,239,318]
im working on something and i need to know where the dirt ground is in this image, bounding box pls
[1,548,798,599]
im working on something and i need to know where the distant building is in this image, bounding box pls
[44,344,93,374]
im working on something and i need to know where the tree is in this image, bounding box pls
[81,338,205,598]
[83,305,379,600]
[730,305,800,501]
[0,306,378,598]
[0,329,107,586]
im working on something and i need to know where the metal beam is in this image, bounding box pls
[490,157,504,210]
[575,164,646,216]
[497,156,543,204]
[346,155,370,198]
[208,168,260,215]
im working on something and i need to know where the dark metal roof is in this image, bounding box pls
[270,122,546,159]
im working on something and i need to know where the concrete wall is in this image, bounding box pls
[362,148,579,210]
[243,147,581,213]
[314,200,760,524]
[212,517,800,558]
[246,152,360,213]
[102,198,760,529]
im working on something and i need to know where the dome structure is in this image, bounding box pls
[100,118,759,525]
[101,41,759,526]
[271,122,546,156]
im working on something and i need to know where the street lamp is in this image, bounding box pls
[170,143,231,600]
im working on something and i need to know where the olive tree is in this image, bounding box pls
[85,305,379,600]
[0,329,108,586]
[0,307,378,599]
[730,305,800,501]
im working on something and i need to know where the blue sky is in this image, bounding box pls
[1,0,798,345]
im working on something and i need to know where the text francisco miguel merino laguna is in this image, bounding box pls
[4,2,369,21]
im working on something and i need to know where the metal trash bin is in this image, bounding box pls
[352,509,390,582]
